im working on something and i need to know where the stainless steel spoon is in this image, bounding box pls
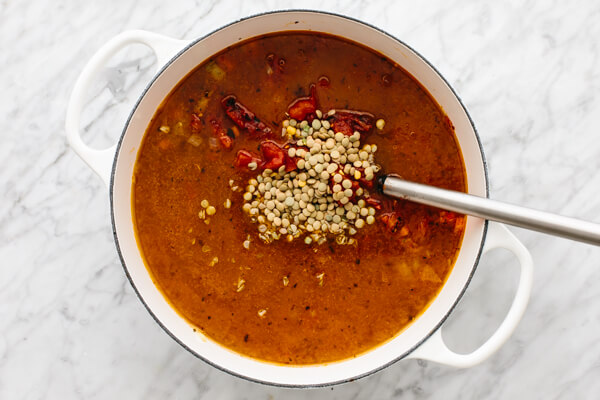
[380,175,600,246]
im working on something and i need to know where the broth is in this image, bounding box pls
[133,32,466,364]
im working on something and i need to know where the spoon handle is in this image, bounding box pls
[381,176,600,246]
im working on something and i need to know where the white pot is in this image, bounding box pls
[66,10,533,387]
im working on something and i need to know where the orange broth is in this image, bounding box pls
[132,32,466,364]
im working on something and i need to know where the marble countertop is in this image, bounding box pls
[2,0,600,398]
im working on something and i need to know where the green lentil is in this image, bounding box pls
[240,109,382,243]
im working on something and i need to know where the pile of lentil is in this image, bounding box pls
[241,110,384,245]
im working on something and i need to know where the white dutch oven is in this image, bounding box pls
[66,11,533,387]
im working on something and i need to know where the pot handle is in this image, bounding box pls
[65,30,189,187]
[407,222,533,367]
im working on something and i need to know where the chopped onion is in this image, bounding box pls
[208,137,219,150]
[206,62,225,81]
[187,134,203,147]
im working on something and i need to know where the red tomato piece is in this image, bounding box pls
[288,84,318,121]
[221,95,272,136]
[209,118,234,150]
[218,135,233,149]
[234,150,263,169]
[190,113,203,132]
[260,141,286,170]
[327,110,375,136]
[365,197,383,210]
[284,155,298,171]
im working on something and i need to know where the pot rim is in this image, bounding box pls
[109,9,489,387]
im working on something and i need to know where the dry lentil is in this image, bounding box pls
[241,109,381,243]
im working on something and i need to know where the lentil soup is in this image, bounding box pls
[133,32,467,364]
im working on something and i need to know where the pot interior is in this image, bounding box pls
[111,11,487,386]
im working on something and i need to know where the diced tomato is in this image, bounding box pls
[331,119,353,136]
[221,95,272,136]
[288,84,318,121]
[365,197,383,210]
[234,141,299,172]
[209,118,234,150]
[234,150,262,169]
[284,155,298,171]
[382,212,402,233]
[260,141,286,170]
[190,113,203,132]
[218,135,233,149]
[289,101,317,122]
[327,110,375,136]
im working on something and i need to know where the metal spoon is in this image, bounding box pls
[379,175,600,246]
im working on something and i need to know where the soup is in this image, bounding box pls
[132,32,466,364]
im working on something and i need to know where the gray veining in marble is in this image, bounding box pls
[1,0,600,398]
